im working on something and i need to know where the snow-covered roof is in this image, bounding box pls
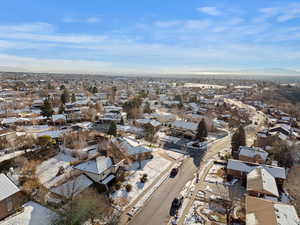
[246,196,300,225]
[50,174,93,198]
[35,130,65,139]
[117,125,144,134]
[114,137,152,156]
[0,173,20,201]
[74,156,112,175]
[227,159,286,179]
[247,167,279,197]
[274,203,300,225]
[239,146,268,161]
[0,201,58,225]
[52,114,66,122]
[171,120,198,131]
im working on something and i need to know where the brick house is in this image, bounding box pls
[0,174,25,220]
[238,146,268,164]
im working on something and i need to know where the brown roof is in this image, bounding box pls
[246,196,300,225]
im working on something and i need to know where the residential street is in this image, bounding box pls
[128,100,265,225]
[128,135,231,225]
[128,156,197,225]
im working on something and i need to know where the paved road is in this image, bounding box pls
[129,157,198,225]
[129,135,230,225]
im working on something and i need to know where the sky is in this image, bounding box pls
[0,0,300,75]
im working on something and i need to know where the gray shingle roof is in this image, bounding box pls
[227,159,286,179]
[0,173,20,201]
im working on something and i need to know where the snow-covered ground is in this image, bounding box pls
[0,201,58,225]
[0,148,38,164]
[128,168,171,216]
[205,164,225,184]
[36,153,75,188]
[184,200,205,225]
[164,150,185,160]
[110,153,171,207]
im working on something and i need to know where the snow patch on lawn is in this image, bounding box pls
[110,154,171,207]
[36,153,75,188]
[184,200,205,225]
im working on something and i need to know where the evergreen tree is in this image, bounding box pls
[61,88,70,104]
[47,82,54,89]
[60,84,65,90]
[231,126,246,158]
[143,102,152,114]
[41,97,54,118]
[107,121,117,137]
[92,86,98,94]
[144,124,156,143]
[111,86,117,102]
[71,93,76,103]
[120,117,125,125]
[59,104,65,114]
[196,119,208,142]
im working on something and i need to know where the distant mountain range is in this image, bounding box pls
[0,66,299,77]
[239,68,300,76]
[0,66,29,72]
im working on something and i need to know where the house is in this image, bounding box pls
[73,156,118,188]
[269,124,292,136]
[135,118,161,129]
[247,167,279,198]
[246,196,299,225]
[112,137,153,161]
[0,201,58,225]
[151,112,176,123]
[0,174,25,220]
[51,114,66,124]
[227,159,286,185]
[254,129,286,147]
[50,174,93,200]
[238,146,268,164]
[169,120,198,138]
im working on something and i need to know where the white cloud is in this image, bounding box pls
[154,20,181,28]
[1,14,300,74]
[62,16,101,24]
[86,17,101,23]
[0,22,54,33]
[0,32,107,44]
[0,54,112,74]
[197,7,222,16]
[183,19,212,29]
[256,4,300,23]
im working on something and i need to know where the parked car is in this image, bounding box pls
[169,196,183,216]
[170,168,178,177]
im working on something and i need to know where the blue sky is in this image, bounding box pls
[0,0,300,74]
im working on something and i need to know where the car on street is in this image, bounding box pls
[170,168,178,177]
[169,196,183,216]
